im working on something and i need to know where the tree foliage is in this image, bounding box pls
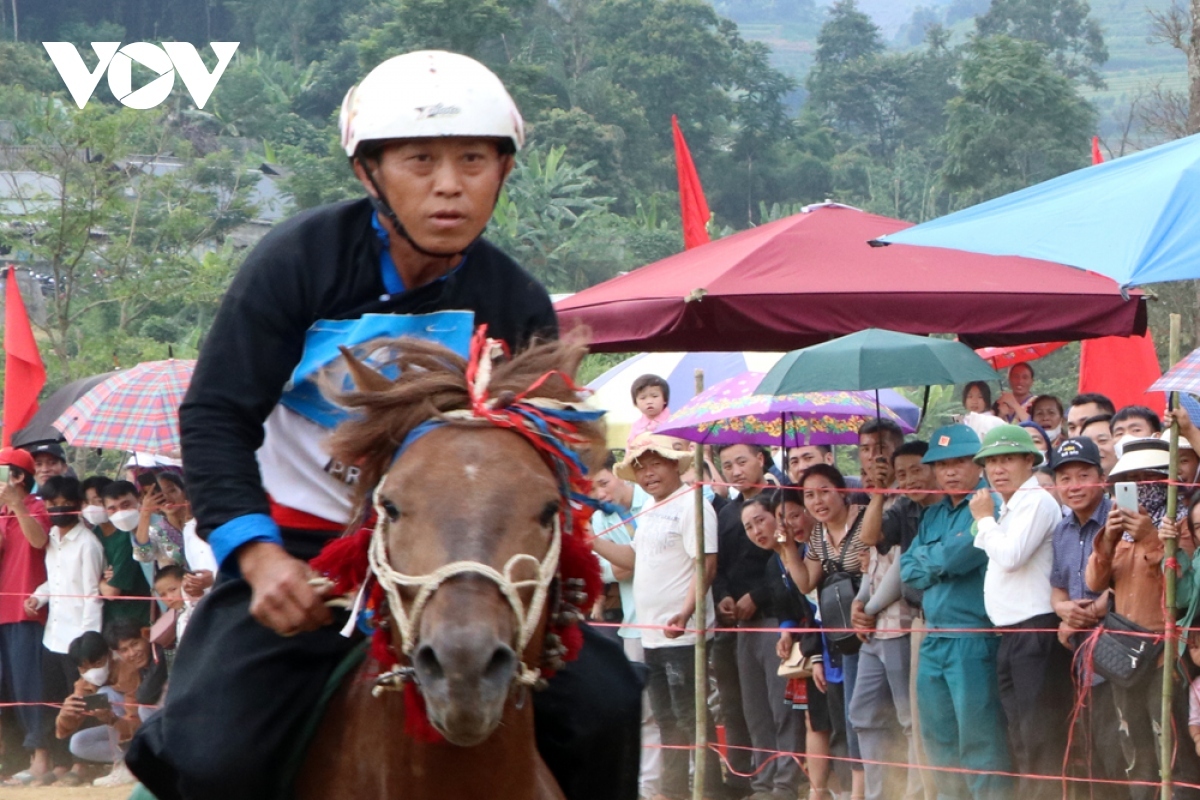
[487,146,680,292]
[0,87,255,384]
[808,5,958,164]
[976,0,1109,87]
[942,35,1096,197]
[0,0,1114,391]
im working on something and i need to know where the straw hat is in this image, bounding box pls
[1161,430,1195,451]
[1109,436,1170,479]
[615,434,693,482]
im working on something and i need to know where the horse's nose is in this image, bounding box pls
[413,633,518,696]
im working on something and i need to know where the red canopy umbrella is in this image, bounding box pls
[974,342,1067,370]
[556,203,1146,352]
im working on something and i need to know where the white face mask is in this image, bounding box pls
[81,505,109,526]
[109,509,140,532]
[81,662,110,687]
[1041,425,1062,440]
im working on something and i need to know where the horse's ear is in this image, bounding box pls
[338,346,394,394]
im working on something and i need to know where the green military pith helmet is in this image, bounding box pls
[973,424,1044,467]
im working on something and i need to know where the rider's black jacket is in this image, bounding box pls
[180,197,558,557]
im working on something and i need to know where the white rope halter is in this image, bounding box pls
[354,334,599,697]
[366,487,562,690]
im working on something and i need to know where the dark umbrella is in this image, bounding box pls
[12,371,121,448]
[555,203,1146,352]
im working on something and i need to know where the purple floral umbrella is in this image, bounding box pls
[657,372,914,446]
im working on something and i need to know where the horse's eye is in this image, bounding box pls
[380,500,400,522]
[538,501,560,528]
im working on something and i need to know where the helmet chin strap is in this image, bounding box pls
[360,159,467,260]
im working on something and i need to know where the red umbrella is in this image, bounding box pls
[556,203,1146,352]
[974,342,1067,370]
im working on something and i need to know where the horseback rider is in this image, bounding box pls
[126,50,642,800]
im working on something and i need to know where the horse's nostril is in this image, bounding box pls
[483,645,517,683]
[414,644,444,682]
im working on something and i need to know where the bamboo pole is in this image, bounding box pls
[693,369,707,800]
[1162,313,1182,800]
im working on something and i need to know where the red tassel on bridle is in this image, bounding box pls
[403,682,444,744]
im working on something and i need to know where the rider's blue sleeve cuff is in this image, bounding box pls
[209,514,283,570]
[779,620,796,629]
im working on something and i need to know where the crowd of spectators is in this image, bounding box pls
[0,445,213,787]
[0,359,1196,798]
[591,364,1200,800]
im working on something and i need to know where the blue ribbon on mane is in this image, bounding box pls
[387,404,607,530]
[390,419,450,465]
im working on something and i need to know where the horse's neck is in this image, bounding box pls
[302,667,558,800]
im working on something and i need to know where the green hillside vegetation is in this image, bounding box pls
[722,0,1189,137]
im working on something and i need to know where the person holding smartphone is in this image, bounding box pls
[55,625,148,787]
[1087,436,1200,796]
[100,480,184,574]
[0,448,52,786]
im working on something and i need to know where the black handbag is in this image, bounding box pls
[819,571,862,656]
[1092,611,1163,688]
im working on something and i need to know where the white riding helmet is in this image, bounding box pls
[339,50,525,158]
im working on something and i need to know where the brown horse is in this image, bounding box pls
[294,335,604,800]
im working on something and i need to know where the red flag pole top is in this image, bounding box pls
[671,115,711,250]
[3,266,47,447]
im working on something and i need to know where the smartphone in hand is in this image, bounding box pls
[1114,481,1138,513]
[81,693,111,712]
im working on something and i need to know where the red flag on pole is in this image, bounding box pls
[672,115,711,250]
[1079,331,1165,416]
[1092,136,1104,165]
[3,266,46,446]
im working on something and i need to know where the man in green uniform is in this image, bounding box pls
[900,425,1012,800]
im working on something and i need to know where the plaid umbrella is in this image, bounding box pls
[1152,348,1200,395]
[658,372,914,446]
[52,359,195,454]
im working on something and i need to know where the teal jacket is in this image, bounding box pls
[900,479,994,637]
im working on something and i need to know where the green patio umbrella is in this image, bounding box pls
[757,328,1000,396]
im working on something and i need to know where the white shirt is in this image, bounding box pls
[258,406,356,524]
[182,519,219,577]
[631,486,718,649]
[33,523,105,654]
[973,475,1061,626]
[181,519,218,633]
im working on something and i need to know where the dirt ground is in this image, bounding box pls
[0,786,132,800]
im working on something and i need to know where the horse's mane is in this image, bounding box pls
[325,335,604,518]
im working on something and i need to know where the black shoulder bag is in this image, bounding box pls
[817,518,864,656]
[1091,611,1163,688]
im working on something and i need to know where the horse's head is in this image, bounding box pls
[326,334,603,747]
[376,424,561,744]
